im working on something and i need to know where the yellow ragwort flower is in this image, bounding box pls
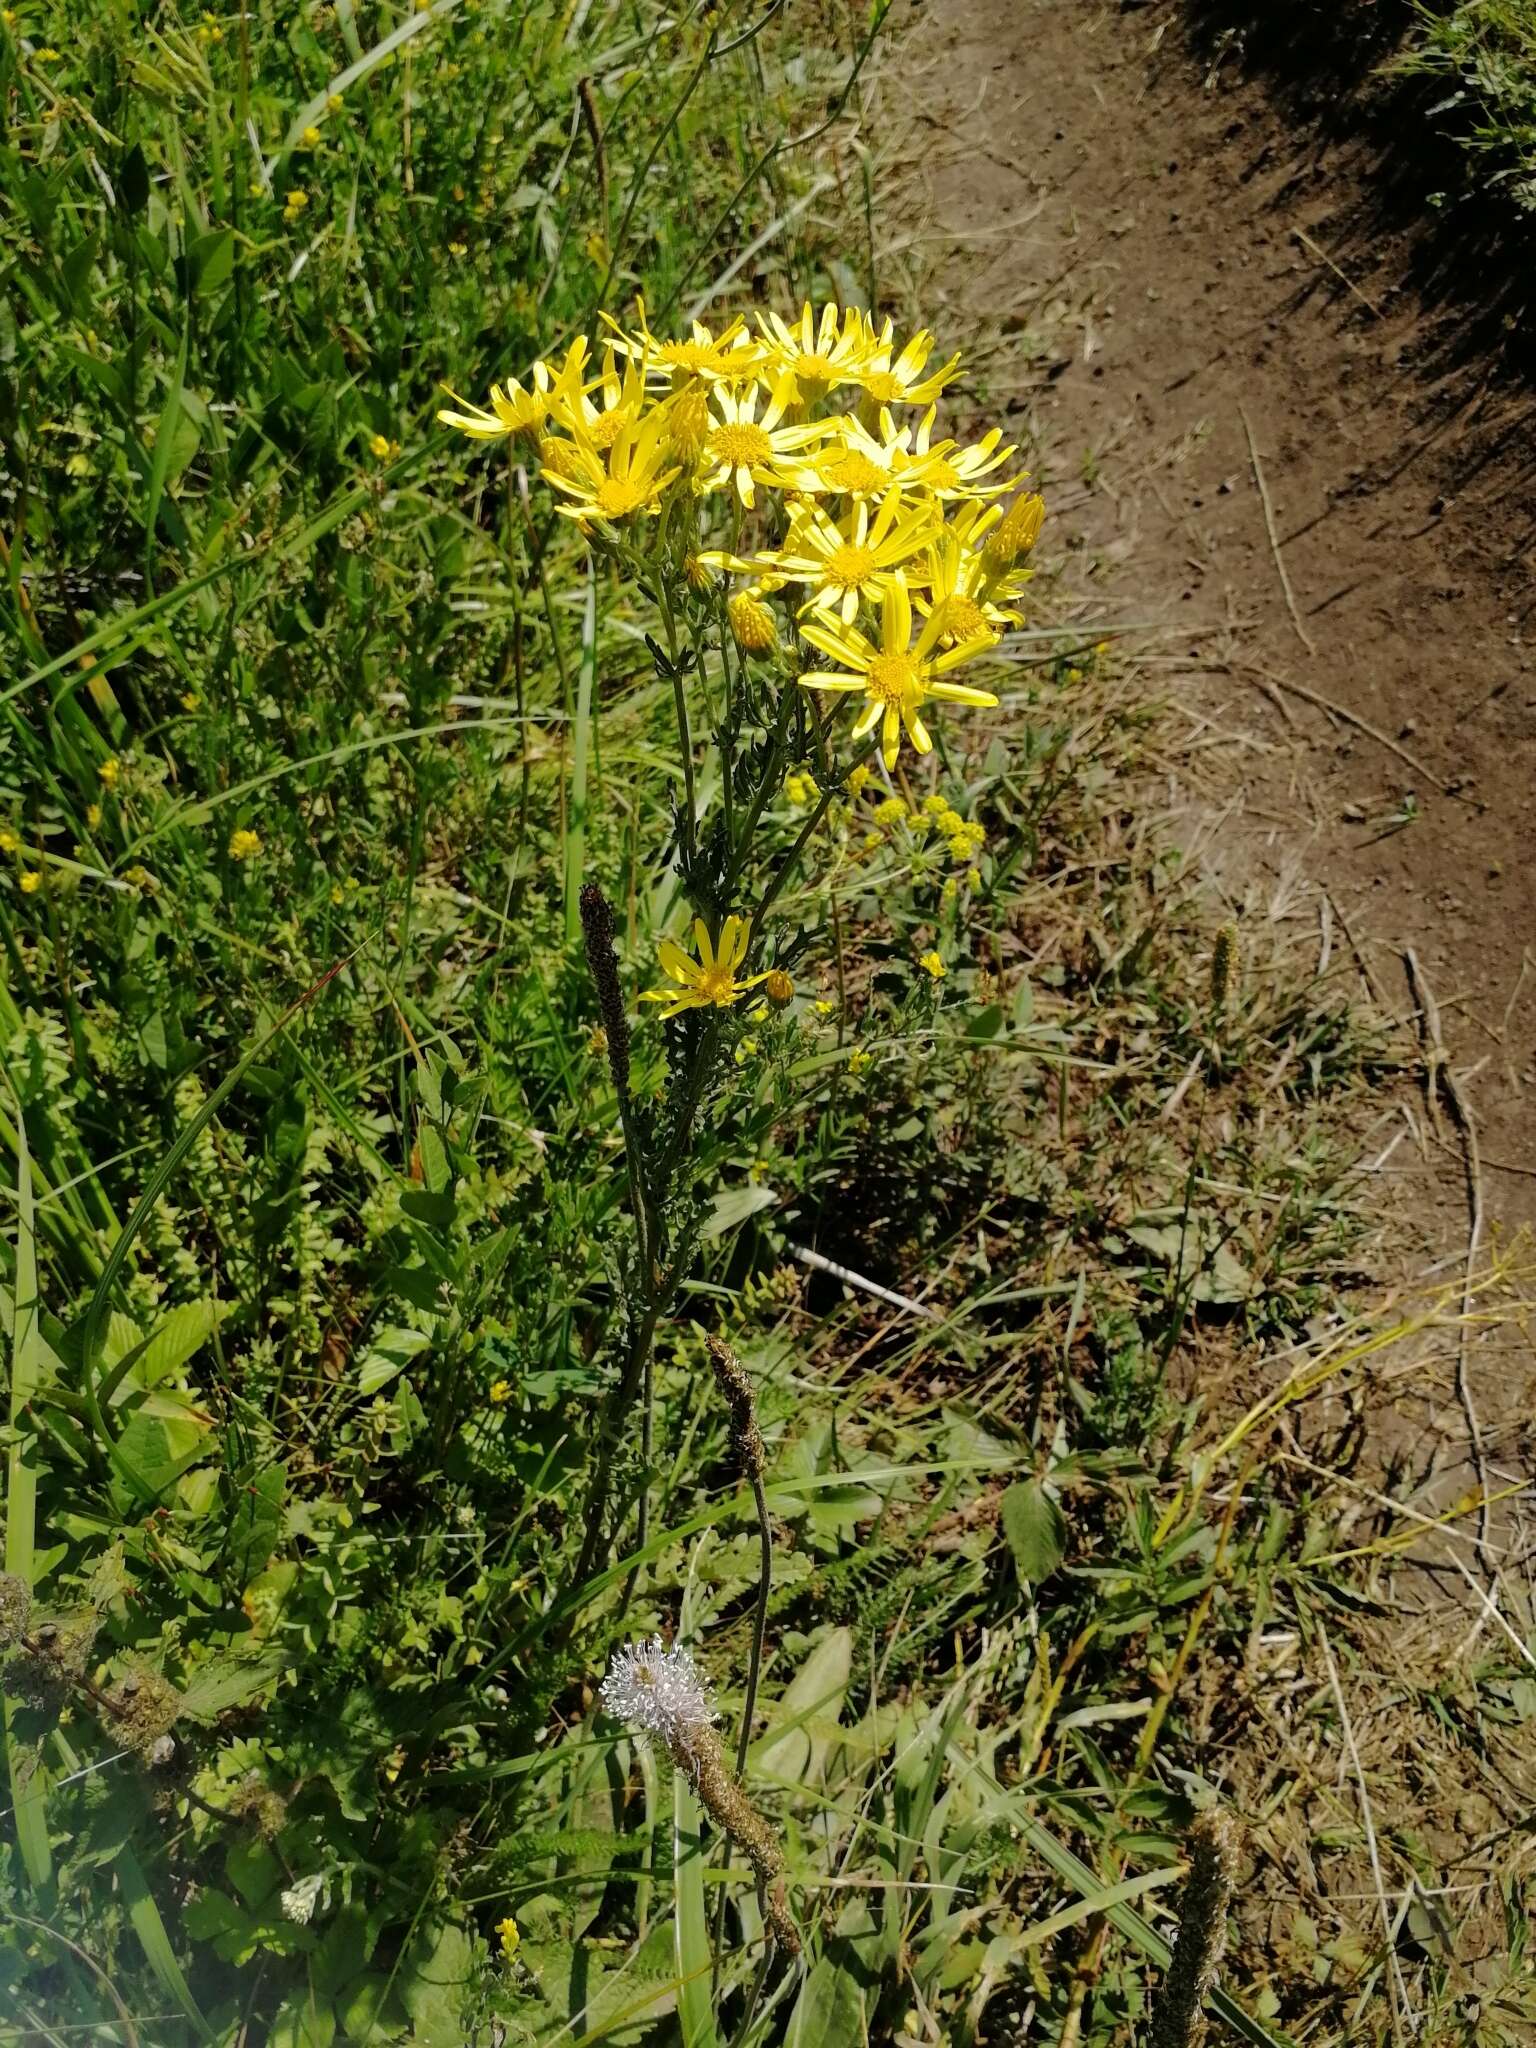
[609,297,761,386]
[916,522,1024,645]
[763,968,794,1009]
[553,344,651,453]
[750,486,936,626]
[854,314,961,409]
[640,916,768,1020]
[919,950,946,980]
[228,828,262,862]
[488,1379,512,1407]
[19,871,42,894]
[699,377,828,511]
[437,339,591,444]
[300,125,321,148]
[798,572,1000,770]
[544,406,681,529]
[756,301,875,404]
[0,827,18,853]
[368,432,393,459]
[497,1915,521,1962]
[98,756,120,789]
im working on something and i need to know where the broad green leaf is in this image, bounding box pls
[757,1626,852,1788]
[1000,1479,1067,1586]
[3,1105,50,1890]
[357,1325,430,1396]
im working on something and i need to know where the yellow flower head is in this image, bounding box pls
[750,486,937,626]
[756,301,876,404]
[763,968,795,1009]
[496,1915,521,1962]
[727,590,777,655]
[854,314,961,410]
[553,343,651,453]
[368,432,393,459]
[438,339,591,445]
[300,125,321,148]
[228,827,262,862]
[848,1046,872,1074]
[544,405,681,530]
[608,297,761,386]
[872,795,907,827]
[284,188,310,214]
[798,572,1000,771]
[640,915,768,1020]
[919,950,946,980]
[98,756,120,789]
[783,769,819,807]
[917,521,1025,645]
[488,1379,512,1407]
[699,377,828,511]
[19,870,41,894]
[0,827,18,853]
[845,763,871,797]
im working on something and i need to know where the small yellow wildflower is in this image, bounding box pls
[228,828,262,862]
[783,770,819,807]
[180,693,201,713]
[327,92,343,111]
[798,572,999,771]
[33,46,60,61]
[98,756,120,789]
[368,432,393,459]
[19,871,41,894]
[918,950,947,980]
[448,241,468,258]
[640,916,768,1020]
[65,452,91,478]
[813,998,834,1015]
[124,865,153,891]
[488,1378,512,1407]
[846,763,871,797]
[0,828,17,853]
[763,968,794,1009]
[872,796,907,828]
[497,1916,521,1963]
[300,125,321,148]
[682,550,713,594]
[727,590,777,656]
[284,188,310,215]
[383,1746,406,1784]
[980,491,1046,580]
[248,179,265,199]
[1,10,17,28]
[941,876,958,906]
[733,1034,759,1067]
[330,883,345,905]
[848,1046,872,1074]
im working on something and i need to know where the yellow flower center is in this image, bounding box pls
[822,451,886,494]
[666,340,728,375]
[825,542,877,591]
[596,475,648,517]
[586,409,628,450]
[862,370,904,404]
[697,965,739,1005]
[710,421,774,469]
[794,353,834,392]
[939,594,990,640]
[864,651,920,706]
[922,457,960,491]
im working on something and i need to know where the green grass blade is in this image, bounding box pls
[564,555,597,945]
[3,1102,51,1891]
[119,1842,211,2040]
[672,1773,722,2048]
[144,309,191,585]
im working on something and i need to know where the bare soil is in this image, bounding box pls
[912,0,1536,1246]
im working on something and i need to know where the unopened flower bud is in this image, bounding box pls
[762,968,794,1011]
[728,591,777,655]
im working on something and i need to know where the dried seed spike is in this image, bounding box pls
[1210,922,1239,1014]
[579,882,632,1102]
[1147,1809,1243,2048]
[704,1334,765,1482]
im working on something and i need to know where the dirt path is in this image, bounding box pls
[907,0,1536,1269]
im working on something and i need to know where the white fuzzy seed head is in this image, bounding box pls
[600,1635,714,1753]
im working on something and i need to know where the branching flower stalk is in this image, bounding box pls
[443,306,1046,1589]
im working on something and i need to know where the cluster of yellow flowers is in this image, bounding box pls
[439,299,1044,778]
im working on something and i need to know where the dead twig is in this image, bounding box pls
[1233,661,1446,790]
[1291,226,1382,319]
[1240,403,1316,656]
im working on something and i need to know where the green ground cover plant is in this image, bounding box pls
[1401,2,1536,206]
[2,1,1532,2045]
